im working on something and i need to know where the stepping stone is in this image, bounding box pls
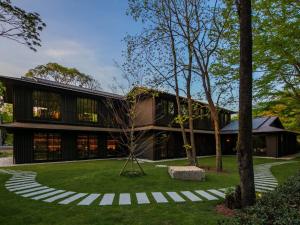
[180,191,202,202]
[136,193,150,204]
[195,190,218,200]
[207,189,225,198]
[119,193,131,205]
[255,185,275,191]
[152,192,168,203]
[15,186,49,194]
[32,190,65,200]
[78,194,100,206]
[59,193,87,205]
[8,178,35,182]
[8,184,41,191]
[255,178,277,182]
[6,178,35,183]
[166,192,185,202]
[43,191,75,203]
[255,188,268,193]
[255,182,278,187]
[22,188,55,197]
[8,179,35,183]
[6,180,34,185]
[5,182,36,187]
[99,193,115,206]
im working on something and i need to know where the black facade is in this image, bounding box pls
[1,75,297,164]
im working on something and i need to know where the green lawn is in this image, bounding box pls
[0,156,299,225]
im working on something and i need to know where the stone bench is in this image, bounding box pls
[168,166,205,181]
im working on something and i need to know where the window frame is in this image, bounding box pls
[32,90,62,121]
[76,97,99,123]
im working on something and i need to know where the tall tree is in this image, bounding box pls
[0,0,46,51]
[25,63,101,90]
[126,0,198,166]
[236,0,256,207]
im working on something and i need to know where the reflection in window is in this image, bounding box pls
[33,133,61,161]
[107,140,118,151]
[32,91,61,120]
[161,99,175,116]
[77,98,98,123]
[77,135,98,159]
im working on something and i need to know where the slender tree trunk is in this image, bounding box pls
[169,25,193,165]
[175,95,193,164]
[208,103,222,172]
[237,0,256,207]
[210,108,222,172]
[187,95,198,166]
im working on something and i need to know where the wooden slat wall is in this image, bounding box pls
[14,131,33,163]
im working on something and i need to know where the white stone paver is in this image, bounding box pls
[15,186,49,194]
[59,193,87,205]
[99,193,115,206]
[5,182,37,188]
[255,182,277,187]
[8,183,41,191]
[152,192,168,203]
[32,190,65,200]
[180,191,202,202]
[22,188,55,197]
[195,190,218,200]
[136,192,150,204]
[207,189,225,198]
[119,193,131,205]
[43,191,75,203]
[166,192,185,202]
[255,185,275,191]
[77,193,100,206]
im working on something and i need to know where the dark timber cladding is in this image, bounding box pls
[0,75,298,164]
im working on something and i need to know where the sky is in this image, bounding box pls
[0,0,143,91]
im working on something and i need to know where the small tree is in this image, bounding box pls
[105,63,165,176]
[25,63,101,90]
[0,0,46,51]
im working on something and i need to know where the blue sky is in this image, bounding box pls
[0,0,143,91]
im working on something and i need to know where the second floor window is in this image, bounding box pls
[32,91,61,120]
[77,98,98,123]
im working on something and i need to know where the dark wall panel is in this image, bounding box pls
[14,131,33,164]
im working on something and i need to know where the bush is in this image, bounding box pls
[219,171,300,225]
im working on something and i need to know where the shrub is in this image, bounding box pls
[219,171,300,225]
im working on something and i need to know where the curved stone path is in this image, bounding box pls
[0,161,294,206]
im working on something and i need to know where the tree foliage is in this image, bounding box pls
[25,62,101,90]
[220,0,299,131]
[0,0,46,51]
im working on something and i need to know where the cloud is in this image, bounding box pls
[0,38,122,91]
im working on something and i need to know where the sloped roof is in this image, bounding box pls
[0,75,124,100]
[221,116,299,134]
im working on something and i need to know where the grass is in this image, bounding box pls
[0,156,299,225]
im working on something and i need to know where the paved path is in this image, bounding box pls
[0,161,294,206]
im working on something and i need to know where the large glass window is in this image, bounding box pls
[77,98,98,123]
[160,99,175,116]
[32,91,61,120]
[33,133,62,161]
[77,135,98,159]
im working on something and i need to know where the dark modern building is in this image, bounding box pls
[0,75,298,164]
[221,117,299,157]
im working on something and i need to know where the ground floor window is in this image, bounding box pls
[253,135,267,155]
[106,139,119,156]
[77,135,98,159]
[33,133,62,161]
